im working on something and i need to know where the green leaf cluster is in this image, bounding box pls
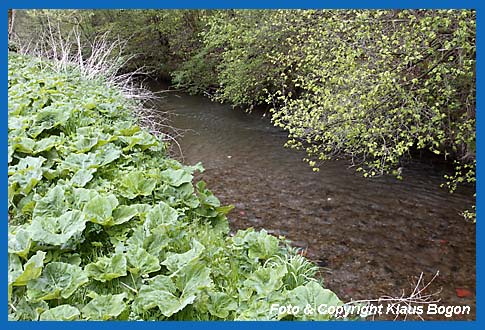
[8,53,344,321]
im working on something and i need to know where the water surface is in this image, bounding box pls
[154,86,476,320]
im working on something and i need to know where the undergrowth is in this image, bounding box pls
[8,53,348,321]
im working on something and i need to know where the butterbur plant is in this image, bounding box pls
[8,53,344,321]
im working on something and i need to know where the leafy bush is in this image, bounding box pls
[173,9,476,218]
[8,53,345,321]
[171,46,219,95]
[199,11,286,108]
[171,10,475,196]
[269,10,475,178]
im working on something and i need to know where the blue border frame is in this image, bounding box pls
[3,0,481,328]
[0,1,480,9]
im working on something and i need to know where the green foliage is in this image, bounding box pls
[195,11,283,106]
[40,305,81,321]
[30,210,87,246]
[266,252,320,290]
[85,254,127,282]
[8,54,343,320]
[17,11,474,203]
[172,10,288,108]
[269,10,475,179]
[170,9,477,217]
[288,281,343,320]
[26,262,89,302]
[81,293,128,320]
[171,46,219,95]
[442,160,476,222]
[14,10,172,77]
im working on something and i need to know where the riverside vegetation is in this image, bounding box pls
[8,53,349,320]
[7,9,476,321]
[10,9,476,220]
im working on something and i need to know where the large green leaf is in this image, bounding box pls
[60,152,98,171]
[118,171,157,199]
[134,262,213,318]
[70,168,96,187]
[29,105,71,138]
[83,193,119,226]
[145,201,179,230]
[27,262,89,301]
[161,168,193,187]
[126,246,161,275]
[12,135,36,154]
[117,125,140,136]
[112,205,138,225]
[8,226,32,258]
[9,251,46,303]
[120,130,158,152]
[125,225,169,259]
[175,261,213,296]
[8,254,22,302]
[72,134,99,153]
[207,292,237,319]
[71,187,99,209]
[133,275,195,318]
[196,181,221,207]
[81,293,127,320]
[34,135,61,154]
[129,203,153,221]
[9,115,29,131]
[233,229,280,261]
[94,143,122,166]
[11,251,46,286]
[9,156,45,194]
[142,227,170,257]
[9,297,49,321]
[30,210,87,246]
[32,185,68,219]
[162,239,205,273]
[76,127,115,147]
[288,281,343,320]
[40,305,81,321]
[8,145,14,164]
[247,230,280,260]
[85,254,127,282]
[243,265,286,296]
[125,225,146,249]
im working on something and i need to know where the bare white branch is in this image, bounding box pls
[342,271,442,320]
[13,18,182,154]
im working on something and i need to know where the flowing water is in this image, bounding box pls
[154,85,476,320]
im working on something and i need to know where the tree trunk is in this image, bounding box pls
[8,9,16,40]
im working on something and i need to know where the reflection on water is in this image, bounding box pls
[154,85,476,320]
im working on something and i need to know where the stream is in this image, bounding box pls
[154,85,476,320]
